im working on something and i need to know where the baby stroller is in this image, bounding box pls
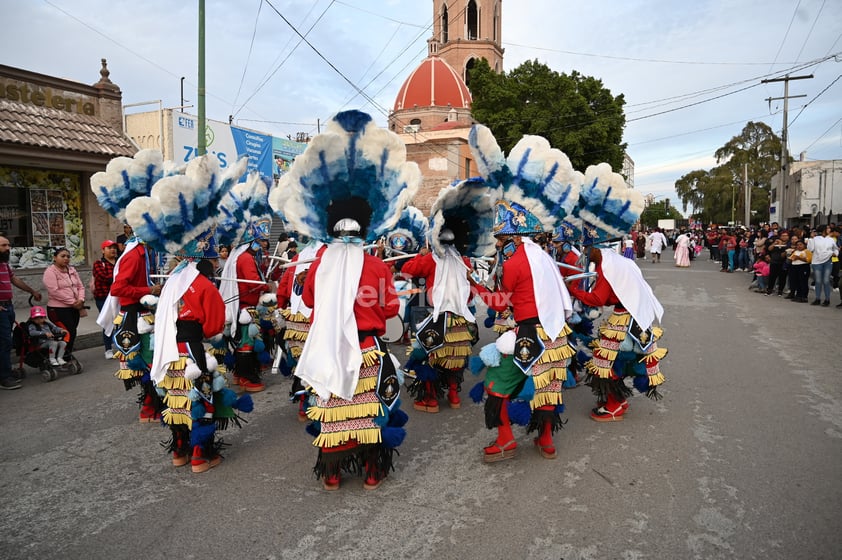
[12,308,82,382]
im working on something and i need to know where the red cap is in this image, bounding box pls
[101,240,118,250]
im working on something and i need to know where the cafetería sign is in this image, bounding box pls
[0,79,96,116]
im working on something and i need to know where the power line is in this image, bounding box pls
[789,73,842,127]
[230,0,264,115]
[803,116,842,153]
[767,0,802,76]
[795,0,826,62]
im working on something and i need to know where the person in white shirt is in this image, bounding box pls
[648,228,668,263]
[807,226,839,306]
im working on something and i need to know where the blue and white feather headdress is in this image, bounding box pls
[216,172,274,248]
[90,149,183,223]
[269,110,420,242]
[576,162,644,245]
[429,177,497,257]
[124,154,249,257]
[386,206,429,254]
[468,124,582,237]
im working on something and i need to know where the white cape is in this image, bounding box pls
[295,242,364,401]
[431,246,475,322]
[150,262,199,385]
[96,238,141,336]
[600,248,664,331]
[220,244,249,326]
[523,238,572,341]
[289,241,324,318]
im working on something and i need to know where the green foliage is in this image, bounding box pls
[640,200,684,228]
[469,59,627,171]
[674,121,782,225]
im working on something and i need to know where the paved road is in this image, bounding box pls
[1,255,840,560]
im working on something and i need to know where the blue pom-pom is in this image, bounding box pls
[507,400,532,426]
[235,394,254,413]
[212,375,226,392]
[278,357,293,377]
[257,350,271,365]
[373,405,389,426]
[127,355,148,371]
[554,403,565,415]
[483,316,495,328]
[224,352,236,369]
[381,426,406,448]
[219,388,237,407]
[305,421,320,438]
[387,406,408,427]
[254,339,265,353]
[562,369,577,389]
[633,374,650,394]
[190,422,215,447]
[469,381,486,403]
[469,355,486,375]
[478,343,501,367]
[191,401,206,419]
[259,319,273,330]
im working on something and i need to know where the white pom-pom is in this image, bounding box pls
[205,353,218,372]
[260,293,277,306]
[184,361,202,381]
[140,295,159,308]
[238,309,253,325]
[495,330,516,355]
[137,318,154,334]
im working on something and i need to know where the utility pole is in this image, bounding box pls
[762,73,812,227]
[197,0,206,156]
[744,163,750,226]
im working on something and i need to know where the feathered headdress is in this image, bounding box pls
[124,155,249,257]
[216,172,274,248]
[269,110,420,242]
[385,206,429,254]
[90,149,182,223]
[575,162,644,245]
[468,124,582,237]
[428,177,497,257]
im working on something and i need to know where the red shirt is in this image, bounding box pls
[177,273,226,339]
[476,244,540,322]
[0,262,14,300]
[236,249,269,307]
[400,251,473,302]
[110,244,154,306]
[276,245,327,308]
[566,264,621,308]
[92,257,116,299]
[302,251,399,335]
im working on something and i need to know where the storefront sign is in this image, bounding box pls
[0,79,96,115]
[171,111,272,179]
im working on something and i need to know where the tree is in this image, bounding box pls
[640,200,684,228]
[674,122,783,225]
[469,59,627,172]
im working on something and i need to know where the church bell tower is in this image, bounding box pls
[428,0,505,86]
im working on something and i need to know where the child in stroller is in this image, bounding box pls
[27,306,68,366]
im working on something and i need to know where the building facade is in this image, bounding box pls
[0,60,135,301]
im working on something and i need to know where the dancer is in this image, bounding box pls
[91,150,167,422]
[467,125,579,463]
[269,110,417,490]
[127,154,254,471]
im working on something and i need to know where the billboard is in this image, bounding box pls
[272,137,307,178]
[171,111,273,180]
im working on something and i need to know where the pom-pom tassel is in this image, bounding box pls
[469,381,486,403]
[381,426,406,449]
[507,400,532,426]
[234,394,254,413]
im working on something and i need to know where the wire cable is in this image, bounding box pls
[230,0,264,115]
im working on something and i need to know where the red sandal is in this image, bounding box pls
[483,440,517,463]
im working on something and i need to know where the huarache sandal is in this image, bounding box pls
[483,440,517,463]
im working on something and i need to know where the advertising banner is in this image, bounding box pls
[272,137,307,178]
[171,111,272,180]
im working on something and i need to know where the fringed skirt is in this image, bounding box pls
[111,306,155,389]
[281,309,310,360]
[585,310,668,400]
[426,312,476,372]
[305,337,406,480]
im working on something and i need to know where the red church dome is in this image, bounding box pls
[393,56,471,111]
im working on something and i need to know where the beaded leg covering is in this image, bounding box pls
[585,311,667,401]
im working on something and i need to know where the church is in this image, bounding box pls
[388,0,504,212]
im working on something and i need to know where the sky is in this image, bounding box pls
[2,0,841,216]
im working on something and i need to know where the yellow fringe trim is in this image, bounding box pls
[157,375,193,392]
[307,401,383,424]
[431,357,469,370]
[594,347,618,362]
[651,326,664,340]
[283,329,309,342]
[162,409,192,428]
[361,348,383,368]
[536,344,575,364]
[641,347,668,362]
[607,312,632,326]
[531,390,562,409]
[141,314,155,326]
[356,375,378,394]
[585,362,614,380]
[281,310,310,322]
[114,349,140,361]
[647,372,665,387]
[313,427,381,448]
[600,327,626,340]
[164,395,191,411]
[535,324,572,339]
[531,368,567,390]
[113,315,124,326]
[114,368,141,380]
